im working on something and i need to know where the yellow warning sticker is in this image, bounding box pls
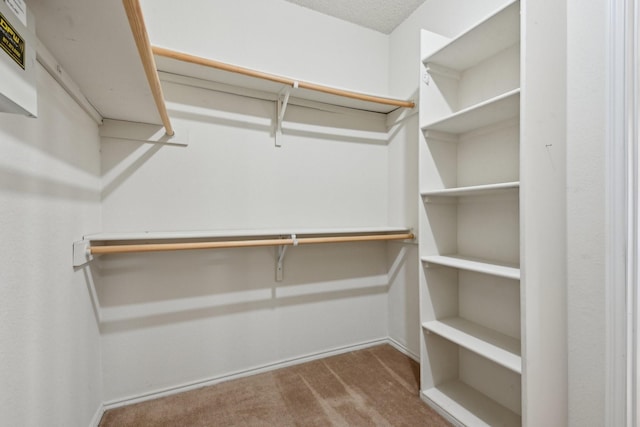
[0,11,25,69]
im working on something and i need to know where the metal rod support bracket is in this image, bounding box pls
[275,82,297,147]
[275,234,298,281]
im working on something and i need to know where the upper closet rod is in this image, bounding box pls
[152,46,416,110]
[122,0,175,136]
[89,232,415,255]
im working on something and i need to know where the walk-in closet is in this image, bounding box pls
[1,0,636,426]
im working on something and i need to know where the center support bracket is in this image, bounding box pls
[275,82,298,147]
[276,234,298,281]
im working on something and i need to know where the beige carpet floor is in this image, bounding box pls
[99,344,451,426]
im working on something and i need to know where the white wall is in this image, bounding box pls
[0,64,103,426]
[97,1,405,403]
[566,0,607,425]
[385,0,511,359]
[98,86,394,404]
[520,0,569,425]
[141,0,389,96]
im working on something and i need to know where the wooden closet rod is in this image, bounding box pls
[123,0,175,136]
[89,232,414,255]
[152,46,416,110]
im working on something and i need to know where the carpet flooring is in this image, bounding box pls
[99,344,451,426]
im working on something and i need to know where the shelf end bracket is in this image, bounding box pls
[73,240,93,267]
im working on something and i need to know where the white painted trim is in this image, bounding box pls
[606,0,638,425]
[387,336,420,362]
[102,338,392,410]
[606,1,629,426]
[88,403,104,427]
[629,2,640,425]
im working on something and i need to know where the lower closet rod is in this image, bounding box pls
[89,233,414,255]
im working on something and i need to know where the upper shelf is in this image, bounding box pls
[422,1,520,71]
[152,46,415,114]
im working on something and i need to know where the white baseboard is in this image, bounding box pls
[103,337,396,411]
[89,403,104,427]
[386,336,419,362]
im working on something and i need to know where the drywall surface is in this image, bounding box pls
[521,0,568,424]
[385,0,512,358]
[98,76,394,402]
[566,0,607,424]
[0,64,102,426]
[101,83,389,230]
[140,0,389,97]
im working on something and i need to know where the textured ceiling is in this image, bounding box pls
[284,0,426,34]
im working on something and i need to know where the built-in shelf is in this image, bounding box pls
[74,227,414,268]
[423,318,521,373]
[422,380,521,427]
[153,47,414,115]
[422,1,520,72]
[421,181,519,199]
[421,255,520,280]
[419,0,523,423]
[82,227,412,242]
[421,89,520,134]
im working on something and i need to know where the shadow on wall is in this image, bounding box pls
[84,242,409,334]
[100,140,165,200]
[163,81,391,145]
[0,165,99,202]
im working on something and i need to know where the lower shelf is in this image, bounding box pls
[422,318,521,374]
[422,380,521,427]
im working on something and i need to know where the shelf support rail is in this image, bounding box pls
[72,231,414,268]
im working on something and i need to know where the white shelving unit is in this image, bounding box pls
[418,1,522,425]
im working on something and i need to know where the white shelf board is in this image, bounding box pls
[84,227,412,242]
[422,380,521,427]
[421,255,520,280]
[423,317,521,374]
[154,54,411,114]
[422,1,520,71]
[421,89,520,135]
[421,181,519,199]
